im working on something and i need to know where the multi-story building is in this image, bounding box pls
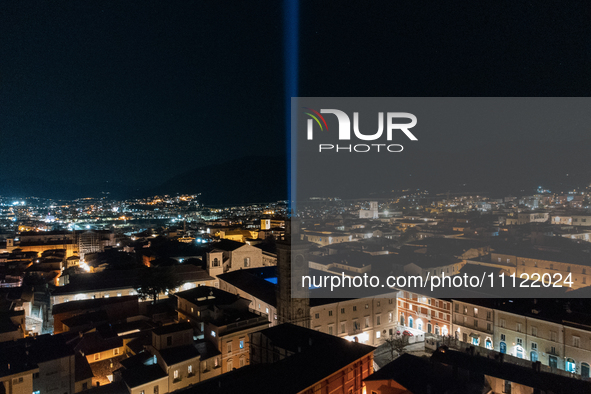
[494,308,532,360]
[0,335,76,394]
[571,215,591,227]
[149,323,201,393]
[117,323,203,394]
[185,323,375,394]
[309,297,396,346]
[491,249,591,289]
[1,230,117,260]
[448,297,591,379]
[203,310,269,373]
[403,255,464,282]
[551,214,591,227]
[218,266,398,346]
[364,348,591,394]
[452,299,495,349]
[398,292,451,337]
[300,231,353,246]
[517,211,549,225]
[175,286,269,373]
[563,323,591,377]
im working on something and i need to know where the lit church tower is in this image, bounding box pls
[276,218,310,328]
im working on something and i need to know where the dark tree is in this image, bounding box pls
[382,334,408,361]
[136,266,182,304]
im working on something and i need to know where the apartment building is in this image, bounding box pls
[450,297,591,379]
[492,249,591,289]
[398,292,452,337]
[175,286,269,373]
[551,214,591,227]
[310,296,397,346]
[0,335,76,394]
[517,211,549,225]
[563,323,591,377]
[452,300,495,349]
[217,266,398,346]
[186,324,375,394]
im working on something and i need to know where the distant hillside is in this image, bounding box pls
[404,139,591,197]
[0,177,136,200]
[147,156,287,205]
[297,140,591,199]
[2,140,590,202]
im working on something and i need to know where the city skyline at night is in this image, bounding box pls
[3,1,591,393]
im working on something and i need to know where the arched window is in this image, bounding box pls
[581,363,590,378]
[427,324,432,334]
[566,358,576,373]
[435,326,440,335]
[408,317,413,328]
[486,339,492,349]
[400,314,405,326]
[500,342,507,354]
[530,351,538,362]
[442,326,448,336]
[213,258,219,267]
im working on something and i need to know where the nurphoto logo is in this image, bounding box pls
[304,108,418,153]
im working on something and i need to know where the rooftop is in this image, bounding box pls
[217,267,278,307]
[209,239,249,252]
[175,286,241,307]
[178,323,374,394]
[157,344,200,366]
[121,364,167,388]
[152,321,193,336]
[432,347,591,393]
[0,335,74,378]
[52,266,212,295]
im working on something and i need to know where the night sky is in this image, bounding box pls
[1,1,591,197]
